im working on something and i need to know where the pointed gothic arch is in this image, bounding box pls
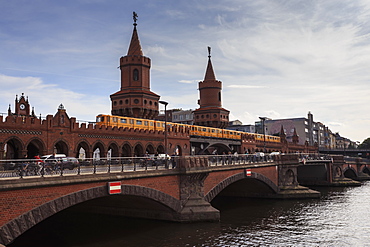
[122,143,132,157]
[92,141,105,158]
[76,140,90,159]
[133,143,144,157]
[4,137,24,159]
[107,142,119,158]
[53,140,69,156]
[26,138,46,158]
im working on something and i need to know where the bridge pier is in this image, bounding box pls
[274,155,320,198]
[176,173,220,222]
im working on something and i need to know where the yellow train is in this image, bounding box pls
[95,114,280,143]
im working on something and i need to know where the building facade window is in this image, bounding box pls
[133,69,139,81]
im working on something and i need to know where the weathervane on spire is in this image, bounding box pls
[208,46,211,58]
[133,11,138,26]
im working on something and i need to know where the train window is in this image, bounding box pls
[136,120,142,125]
[202,128,206,132]
[144,121,148,126]
[130,119,134,124]
[112,117,117,122]
[120,118,127,123]
[150,122,154,126]
[96,116,103,122]
[212,129,215,133]
[157,122,161,127]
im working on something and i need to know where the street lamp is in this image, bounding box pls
[259,117,267,153]
[159,100,168,167]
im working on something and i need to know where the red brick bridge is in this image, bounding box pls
[1,153,366,246]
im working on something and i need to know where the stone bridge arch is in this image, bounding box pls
[199,143,232,155]
[343,166,358,179]
[0,184,181,245]
[205,172,278,202]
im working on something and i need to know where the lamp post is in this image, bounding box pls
[159,100,168,167]
[259,117,267,153]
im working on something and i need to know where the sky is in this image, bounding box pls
[1,0,370,142]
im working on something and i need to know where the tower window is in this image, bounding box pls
[133,69,139,81]
[218,92,221,101]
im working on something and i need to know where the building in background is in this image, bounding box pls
[227,120,255,133]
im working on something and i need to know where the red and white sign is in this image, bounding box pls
[246,169,252,177]
[108,181,121,194]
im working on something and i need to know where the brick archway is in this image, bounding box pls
[204,172,278,202]
[26,137,46,158]
[0,184,181,245]
[3,136,24,159]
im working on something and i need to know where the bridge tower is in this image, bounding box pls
[193,47,229,128]
[110,12,160,119]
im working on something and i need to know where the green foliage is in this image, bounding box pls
[358,137,370,149]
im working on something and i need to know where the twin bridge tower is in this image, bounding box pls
[1,153,368,245]
[110,12,229,129]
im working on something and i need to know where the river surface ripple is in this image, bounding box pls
[9,182,370,247]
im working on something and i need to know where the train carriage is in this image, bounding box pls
[96,114,281,144]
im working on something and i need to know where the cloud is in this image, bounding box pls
[227,85,267,89]
[178,80,197,84]
[0,74,110,121]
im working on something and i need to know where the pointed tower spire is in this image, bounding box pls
[193,46,229,128]
[204,46,216,81]
[110,12,160,119]
[279,125,286,138]
[8,104,12,116]
[127,12,143,56]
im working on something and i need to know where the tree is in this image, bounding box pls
[358,137,370,149]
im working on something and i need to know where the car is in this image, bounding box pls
[59,157,79,170]
[43,156,79,170]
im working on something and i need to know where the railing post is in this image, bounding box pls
[60,163,64,176]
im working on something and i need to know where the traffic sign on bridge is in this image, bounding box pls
[108,181,121,194]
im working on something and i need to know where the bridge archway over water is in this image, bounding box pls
[344,167,357,179]
[0,185,182,245]
[205,172,278,202]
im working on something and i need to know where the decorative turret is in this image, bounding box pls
[292,127,299,144]
[14,93,30,116]
[193,47,229,128]
[110,12,160,119]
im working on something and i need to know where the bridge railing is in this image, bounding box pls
[298,153,333,164]
[0,156,177,179]
[206,153,276,167]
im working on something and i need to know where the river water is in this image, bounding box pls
[9,182,370,247]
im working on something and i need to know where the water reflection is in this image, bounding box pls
[9,182,370,247]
